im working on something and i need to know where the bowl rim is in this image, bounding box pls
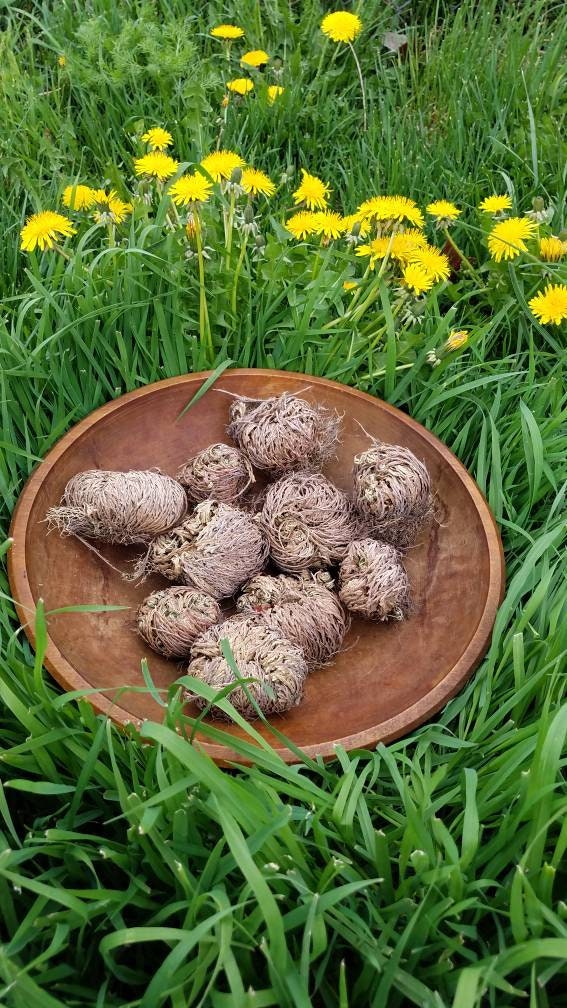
[8,367,505,763]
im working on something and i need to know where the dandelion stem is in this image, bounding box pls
[231,235,248,317]
[348,42,367,132]
[442,228,484,285]
[225,191,237,266]
[194,217,213,359]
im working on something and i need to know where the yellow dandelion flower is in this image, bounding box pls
[343,280,359,291]
[408,244,451,282]
[312,210,344,239]
[241,168,275,197]
[241,50,269,68]
[93,193,133,224]
[479,194,512,214]
[62,184,96,211]
[487,216,536,262]
[528,284,567,325]
[445,329,469,351]
[357,195,424,228]
[341,212,370,238]
[267,85,285,103]
[134,151,179,181]
[388,195,425,228]
[539,236,566,262]
[285,211,321,240]
[227,78,254,96]
[402,264,435,295]
[211,24,245,40]
[200,149,246,183]
[391,230,428,261]
[20,210,76,252]
[169,173,213,207]
[293,169,331,211]
[426,200,461,221]
[141,126,173,150]
[355,237,391,264]
[356,231,426,267]
[321,11,362,43]
[57,54,66,68]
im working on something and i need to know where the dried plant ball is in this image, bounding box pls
[45,469,187,545]
[237,571,350,667]
[137,500,268,599]
[137,586,222,658]
[176,443,254,504]
[353,441,432,548]
[227,392,341,473]
[187,616,307,720]
[261,472,359,572]
[338,539,410,621]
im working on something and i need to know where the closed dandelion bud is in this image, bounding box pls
[255,234,265,249]
[351,221,361,237]
[230,167,243,185]
[532,197,545,213]
[244,203,255,224]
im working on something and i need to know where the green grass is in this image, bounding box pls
[1,0,566,1005]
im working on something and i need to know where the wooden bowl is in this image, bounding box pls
[8,369,504,763]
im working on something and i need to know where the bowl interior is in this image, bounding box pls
[12,370,503,762]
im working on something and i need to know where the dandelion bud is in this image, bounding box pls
[351,221,361,238]
[221,95,230,108]
[532,197,545,213]
[255,234,266,249]
[230,167,243,185]
[244,204,255,224]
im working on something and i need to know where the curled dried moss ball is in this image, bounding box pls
[137,586,222,658]
[46,469,187,545]
[261,472,359,572]
[187,615,307,720]
[338,539,410,621]
[227,392,341,473]
[353,440,432,548]
[237,570,350,667]
[137,500,268,599]
[177,443,254,503]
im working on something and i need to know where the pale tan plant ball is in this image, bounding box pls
[260,472,360,571]
[227,392,341,473]
[176,443,254,503]
[338,539,411,620]
[46,469,187,544]
[186,615,308,720]
[136,500,268,598]
[236,570,350,667]
[353,440,432,548]
[137,586,222,658]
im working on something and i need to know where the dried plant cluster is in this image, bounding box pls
[47,392,432,720]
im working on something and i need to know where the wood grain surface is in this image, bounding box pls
[8,368,505,764]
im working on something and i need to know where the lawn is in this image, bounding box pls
[0,1,566,1005]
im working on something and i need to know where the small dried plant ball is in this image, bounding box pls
[236,570,350,667]
[187,615,307,720]
[138,500,268,599]
[260,472,359,572]
[176,443,254,504]
[45,469,187,545]
[338,539,410,621]
[353,440,432,548]
[137,586,222,658]
[227,392,341,473]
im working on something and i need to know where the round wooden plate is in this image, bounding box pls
[8,368,504,763]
